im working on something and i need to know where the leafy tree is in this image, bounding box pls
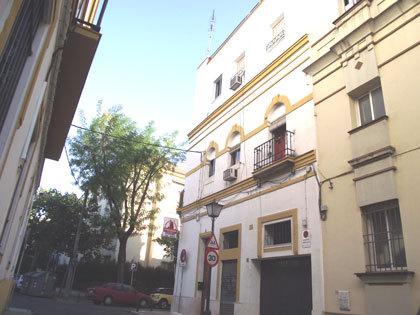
[155,234,179,269]
[68,107,183,282]
[24,189,112,271]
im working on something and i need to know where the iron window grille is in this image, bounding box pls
[0,0,46,132]
[362,200,407,272]
[264,219,291,247]
[214,75,222,99]
[254,130,294,171]
[230,148,240,166]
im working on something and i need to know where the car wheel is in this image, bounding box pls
[138,298,149,308]
[158,299,169,309]
[104,296,113,306]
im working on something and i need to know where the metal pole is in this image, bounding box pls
[130,269,134,286]
[204,217,215,315]
[177,265,184,313]
[64,190,88,297]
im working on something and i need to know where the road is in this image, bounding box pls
[9,293,170,315]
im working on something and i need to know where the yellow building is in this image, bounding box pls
[0,0,105,312]
[304,0,420,314]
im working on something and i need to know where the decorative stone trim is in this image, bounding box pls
[348,146,395,168]
[348,115,388,135]
[355,271,414,284]
[353,166,396,182]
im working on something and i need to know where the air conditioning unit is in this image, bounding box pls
[223,168,238,181]
[230,73,243,90]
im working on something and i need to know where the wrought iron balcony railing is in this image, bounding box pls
[74,0,109,32]
[254,131,294,171]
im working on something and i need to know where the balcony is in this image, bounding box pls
[45,0,107,160]
[253,131,295,178]
[266,30,285,52]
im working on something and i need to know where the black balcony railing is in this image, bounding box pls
[0,0,45,133]
[254,131,294,171]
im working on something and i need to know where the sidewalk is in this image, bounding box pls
[130,310,180,315]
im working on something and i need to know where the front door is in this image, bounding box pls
[220,260,237,315]
[260,256,312,315]
[272,126,286,161]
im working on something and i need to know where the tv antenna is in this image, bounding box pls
[207,10,216,56]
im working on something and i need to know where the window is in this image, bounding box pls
[223,230,238,249]
[344,0,359,10]
[230,148,240,166]
[236,53,245,73]
[272,15,285,38]
[362,200,407,272]
[358,87,386,125]
[264,219,291,247]
[209,159,215,177]
[214,75,222,99]
[0,0,47,133]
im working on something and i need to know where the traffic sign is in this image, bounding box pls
[206,234,219,250]
[205,249,219,268]
[130,262,137,272]
[180,249,187,267]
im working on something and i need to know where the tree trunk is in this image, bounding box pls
[117,237,127,283]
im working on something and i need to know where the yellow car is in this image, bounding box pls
[150,287,173,309]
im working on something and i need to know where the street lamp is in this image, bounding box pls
[204,201,223,315]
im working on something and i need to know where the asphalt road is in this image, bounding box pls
[9,292,155,315]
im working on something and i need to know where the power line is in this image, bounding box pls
[70,124,202,154]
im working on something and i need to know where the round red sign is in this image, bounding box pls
[205,249,219,268]
[180,249,187,263]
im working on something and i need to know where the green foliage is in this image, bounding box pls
[155,235,179,263]
[24,189,113,271]
[67,107,184,280]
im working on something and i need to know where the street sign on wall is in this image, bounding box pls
[205,248,219,268]
[180,249,187,267]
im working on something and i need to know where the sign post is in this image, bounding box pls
[177,249,187,313]
[130,261,137,286]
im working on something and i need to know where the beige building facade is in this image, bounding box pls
[0,0,104,312]
[304,0,420,314]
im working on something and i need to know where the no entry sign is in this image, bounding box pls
[180,249,187,267]
[205,248,219,268]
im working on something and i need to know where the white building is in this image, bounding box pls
[173,0,338,314]
[0,0,105,312]
[111,170,185,268]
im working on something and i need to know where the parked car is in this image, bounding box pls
[14,274,23,292]
[150,287,173,309]
[86,283,152,307]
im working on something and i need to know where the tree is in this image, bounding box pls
[68,107,183,282]
[25,189,112,272]
[155,234,179,269]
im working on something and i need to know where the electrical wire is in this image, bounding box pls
[70,124,202,154]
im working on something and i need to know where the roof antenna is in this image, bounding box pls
[207,10,216,56]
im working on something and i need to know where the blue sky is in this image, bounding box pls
[41,0,258,193]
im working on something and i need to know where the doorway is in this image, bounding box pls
[219,260,237,315]
[272,125,286,161]
[260,256,312,315]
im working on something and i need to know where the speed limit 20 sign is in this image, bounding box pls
[205,249,219,268]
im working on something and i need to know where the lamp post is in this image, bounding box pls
[204,201,223,315]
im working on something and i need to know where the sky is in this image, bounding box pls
[40,0,258,194]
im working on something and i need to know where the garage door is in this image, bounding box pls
[260,256,312,315]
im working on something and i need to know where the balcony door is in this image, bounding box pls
[272,125,286,161]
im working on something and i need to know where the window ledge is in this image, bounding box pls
[355,270,414,284]
[348,115,388,135]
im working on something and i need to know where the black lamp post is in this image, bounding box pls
[203,201,223,315]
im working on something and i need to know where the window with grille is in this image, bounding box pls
[264,219,291,247]
[223,230,238,249]
[362,200,407,272]
[344,0,359,10]
[0,0,47,132]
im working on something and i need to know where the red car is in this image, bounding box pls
[86,283,152,308]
